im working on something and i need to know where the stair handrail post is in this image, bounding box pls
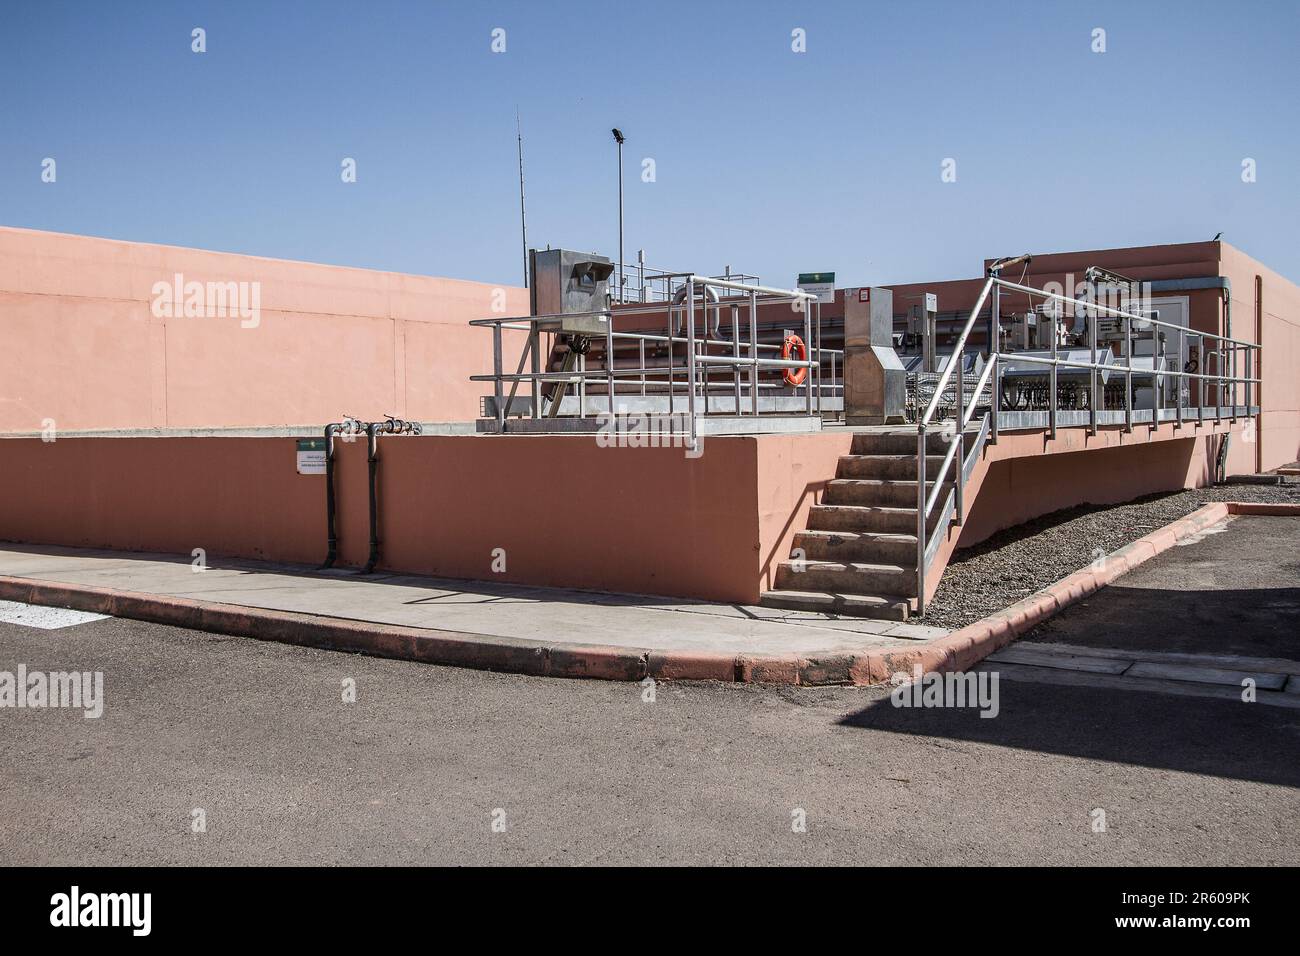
[954,351,965,524]
[916,423,927,615]
[914,271,997,618]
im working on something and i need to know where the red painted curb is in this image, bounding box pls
[0,501,1292,687]
[1227,502,1300,516]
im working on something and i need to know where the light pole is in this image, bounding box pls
[611,127,625,304]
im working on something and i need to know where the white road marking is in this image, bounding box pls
[0,600,109,630]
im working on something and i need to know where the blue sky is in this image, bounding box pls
[2,0,1297,287]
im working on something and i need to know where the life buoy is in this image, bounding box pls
[781,334,808,386]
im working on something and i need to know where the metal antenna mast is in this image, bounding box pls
[517,109,528,287]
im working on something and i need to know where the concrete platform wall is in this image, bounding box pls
[0,422,1243,607]
[0,433,794,605]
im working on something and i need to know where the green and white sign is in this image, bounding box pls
[296,438,327,475]
[797,272,836,305]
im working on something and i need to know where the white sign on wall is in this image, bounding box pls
[797,272,836,305]
[296,438,327,475]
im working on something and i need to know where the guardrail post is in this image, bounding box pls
[916,425,927,616]
[493,322,505,432]
[606,312,616,418]
[749,291,759,416]
[1088,277,1098,435]
[686,280,698,450]
[989,353,999,444]
[815,300,823,417]
[731,304,741,413]
[1049,300,1058,440]
[955,357,965,522]
[1175,326,1184,428]
[1124,315,1133,433]
[803,294,813,416]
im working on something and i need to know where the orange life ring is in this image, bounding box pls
[781,334,808,386]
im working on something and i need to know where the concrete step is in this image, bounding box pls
[774,559,917,595]
[793,529,917,564]
[825,478,952,508]
[851,429,975,455]
[836,454,947,480]
[807,504,942,534]
[758,589,911,621]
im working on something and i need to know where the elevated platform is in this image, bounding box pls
[0,409,1254,619]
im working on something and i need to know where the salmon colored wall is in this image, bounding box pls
[755,432,854,593]
[959,437,1206,547]
[1220,243,1300,472]
[0,438,323,564]
[0,434,774,604]
[0,226,528,432]
[345,435,765,602]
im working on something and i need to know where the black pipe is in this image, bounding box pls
[320,423,340,569]
[361,422,381,574]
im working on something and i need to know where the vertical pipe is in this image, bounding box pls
[362,424,380,575]
[639,338,646,398]
[321,424,339,569]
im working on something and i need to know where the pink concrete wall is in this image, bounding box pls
[0,420,1251,607]
[0,226,528,432]
[1220,243,1300,472]
[0,433,778,604]
[0,437,323,564]
[755,432,854,593]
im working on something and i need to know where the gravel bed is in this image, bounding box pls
[921,481,1300,629]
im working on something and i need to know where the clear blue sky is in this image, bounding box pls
[3,0,1297,287]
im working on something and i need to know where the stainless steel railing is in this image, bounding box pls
[471,275,841,450]
[914,272,1262,614]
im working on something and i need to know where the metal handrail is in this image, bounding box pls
[472,275,836,445]
[915,272,1262,615]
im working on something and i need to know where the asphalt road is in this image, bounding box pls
[2,613,1298,866]
[1026,514,1300,659]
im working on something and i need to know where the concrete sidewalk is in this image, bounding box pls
[0,544,946,683]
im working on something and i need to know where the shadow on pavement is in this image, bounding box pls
[1025,585,1300,660]
[839,679,1300,788]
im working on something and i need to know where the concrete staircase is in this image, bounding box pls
[759,428,969,621]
